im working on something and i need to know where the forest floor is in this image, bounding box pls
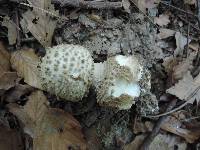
[0,0,200,150]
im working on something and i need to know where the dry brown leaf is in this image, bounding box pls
[174,32,190,56]
[8,90,87,150]
[0,41,10,70]
[122,0,131,13]
[124,134,146,150]
[34,108,87,150]
[5,84,34,103]
[85,126,102,150]
[24,90,48,125]
[0,124,24,150]
[154,14,170,26]
[161,113,200,143]
[149,134,187,150]
[8,91,48,136]
[167,72,200,104]
[189,41,199,51]
[132,0,159,13]
[184,0,196,5]
[157,28,175,39]
[20,0,59,47]
[173,52,196,80]
[10,49,42,89]
[2,16,17,45]
[133,121,153,134]
[0,72,17,90]
[162,56,178,74]
[0,42,17,90]
[124,133,187,150]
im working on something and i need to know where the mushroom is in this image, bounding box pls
[38,44,94,102]
[38,44,151,110]
[93,55,144,110]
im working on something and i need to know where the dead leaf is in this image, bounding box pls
[124,133,187,150]
[122,0,131,13]
[157,28,175,39]
[85,126,102,150]
[0,42,17,90]
[161,112,200,143]
[123,134,146,150]
[5,84,34,103]
[154,14,170,26]
[8,91,48,136]
[34,108,87,150]
[174,32,191,56]
[162,56,178,74]
[10,49,42,89]
[2,16,17,45]
[20,0,59,47]
[149,134,187,150]
[173,52,196,80]
[132,0,159,13]
[167,72,200,104]
[0,72,17,90]
[189,41,199,51]
[0,124,24,150]
[184,0,196,5]
[133,120,153,134]
[8,90,87,150]
[0,41,10,70]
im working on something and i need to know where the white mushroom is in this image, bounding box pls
[38,44,94,101]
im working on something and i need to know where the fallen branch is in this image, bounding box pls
[51,0,123,9]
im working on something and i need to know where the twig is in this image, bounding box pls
[197,0,200,26]
[21,37,36,42]
[160,1,197,17]
[185,4,190,58]
[51,0,122,9]
[15,9,21,49]
[146,86,200,118]
[177,15,200,32]
[186,22,190,58]
[129,0,159,29]
[139,99,177,150]
[20,2,68,20]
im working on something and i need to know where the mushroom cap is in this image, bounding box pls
[39,44,94,101]
[95,55,143,110]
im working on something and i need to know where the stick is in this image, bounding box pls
[146,86,200,118]
[51,0,122,9]
[15,9,21,49]
[197,0,200,25]
[139,99,177,150]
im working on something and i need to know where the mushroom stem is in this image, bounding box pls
[92,62,106,86]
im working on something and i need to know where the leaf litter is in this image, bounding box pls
[0,0,200,149]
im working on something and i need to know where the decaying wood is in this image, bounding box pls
[51,0,122,9]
